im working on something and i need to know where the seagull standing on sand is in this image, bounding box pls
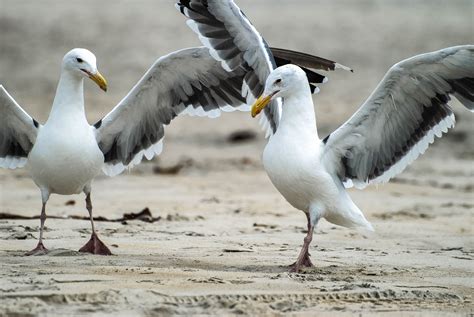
[0,47,259,255]
[250,46,473,272]
[176,0,473,272]
[1,43,343,255]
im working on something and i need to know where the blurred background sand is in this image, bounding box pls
[0,1,473,316]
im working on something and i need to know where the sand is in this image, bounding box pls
[0,0,473,316]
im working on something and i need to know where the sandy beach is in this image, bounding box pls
[0,0,473,315]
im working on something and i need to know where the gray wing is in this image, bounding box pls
[94,47,247,176]
[176,0,281,137]
[322,45,474,189]
[0,85,40,169]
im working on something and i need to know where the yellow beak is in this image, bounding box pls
[251,95,272,118]
[88,71,108,92]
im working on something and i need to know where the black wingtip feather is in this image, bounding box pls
[309,84,319,94]
[270,47,352,73]
[273,55,327,87]
[93,119,103,129]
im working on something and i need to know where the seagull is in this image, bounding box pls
[0,47,249,255]
[177,1,474,271]
[1,43,344,255]
[251,46,474,272]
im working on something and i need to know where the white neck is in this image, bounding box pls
[278,86,319,140]
[46,69,87,124]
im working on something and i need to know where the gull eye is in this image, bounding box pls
[275,78,282,84]
[76,57,84,63]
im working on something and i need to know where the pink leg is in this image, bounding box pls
[289,213,315,272]
[25,202,49,256]
[78,193,112,255]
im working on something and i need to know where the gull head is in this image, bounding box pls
[251,64,308,117]
[62,48,108,92]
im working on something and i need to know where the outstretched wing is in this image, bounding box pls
[94,47,247,176]
[176,0,280,137]
[0,85,40,169]
[176,0,341,137]
[322,45,474,189]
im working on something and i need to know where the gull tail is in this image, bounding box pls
[325,189,374,231]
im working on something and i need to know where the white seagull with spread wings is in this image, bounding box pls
[1,47,252,255]
[177,0,474,272]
